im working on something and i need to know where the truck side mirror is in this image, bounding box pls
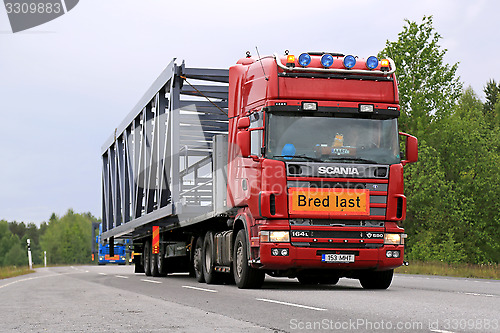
[237,117,250,129]
[236,130,251,157]
[236,117,251,157]
[399,132,418,165]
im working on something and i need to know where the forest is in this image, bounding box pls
[0,210,96,267]
[0,16,498,267]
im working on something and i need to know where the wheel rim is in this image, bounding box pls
[236,241,244,278]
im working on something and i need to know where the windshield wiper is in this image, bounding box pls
[326,157,378,164]
[271,155,323,162]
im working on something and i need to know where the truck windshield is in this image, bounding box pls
[266,112,400,165]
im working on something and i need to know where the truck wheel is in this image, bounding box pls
[143,241,152,276]
[202,231,222,284]
[193,236,205,283]
[233,229,265,289]
[359,269,393,289]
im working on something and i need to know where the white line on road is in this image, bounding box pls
[431,330,456,333]
[98,273,107,276]
[141,279,162,284]
[464,292,495,297]
[0,271,88,289]
[256,298,327,311]
[182,285,218,293]
[115,275,129,279]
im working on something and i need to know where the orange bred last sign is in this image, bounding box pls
[289,188,369,216]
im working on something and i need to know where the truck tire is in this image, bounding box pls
[202,231,222,284]
[144,241,152,276]
[233,229,265,289]
[193,236,205,283]
[359,269,393,289]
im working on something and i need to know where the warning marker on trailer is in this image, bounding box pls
[152,226,159,254]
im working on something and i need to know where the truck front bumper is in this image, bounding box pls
[257,243,404,271]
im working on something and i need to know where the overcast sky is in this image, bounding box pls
[0,0,498,224]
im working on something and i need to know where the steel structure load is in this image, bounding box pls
[101,59,229,240]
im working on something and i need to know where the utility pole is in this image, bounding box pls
[27,239,33,270]
[44,251,47,267]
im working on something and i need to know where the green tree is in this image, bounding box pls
[435,88,500,263]
[483,79,500,128]
[40,210,94,264]
[383,17,499,264]
[8,221,26,240]
[3,237,28,266]
[379,16,462,142]
[403,142,467,263]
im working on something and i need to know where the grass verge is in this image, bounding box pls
[396,261,499,280]
[0,266,35,280]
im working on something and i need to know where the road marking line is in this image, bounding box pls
[431,330,456,333]
[115,275,128,279]
[256,298,327,311]
[0,271,87,289]
[464,292,496,297]
[182,285,218,293]
[141,279,162,284]
[98,273,107,276]
[0,274,55,289]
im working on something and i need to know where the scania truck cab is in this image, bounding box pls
[226,51,417,288]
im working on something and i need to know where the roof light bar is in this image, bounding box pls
[273,53,396,76]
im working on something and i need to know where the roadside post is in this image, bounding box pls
[27,239,33,270]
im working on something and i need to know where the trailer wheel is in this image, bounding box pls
[233,229,265,289]
[359,269,393,289]
[193,236,205,283]
[202,231,221,284]
[143,241,152,276]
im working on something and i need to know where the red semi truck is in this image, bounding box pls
[101,51,417,289]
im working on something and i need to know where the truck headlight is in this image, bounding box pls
[260,231,290,243]
[384,233,404,245]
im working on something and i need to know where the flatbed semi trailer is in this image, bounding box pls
[101,51,417,289]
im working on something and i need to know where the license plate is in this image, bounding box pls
[322,254,355,263]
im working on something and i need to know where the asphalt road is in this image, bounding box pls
[1,265,498,333]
